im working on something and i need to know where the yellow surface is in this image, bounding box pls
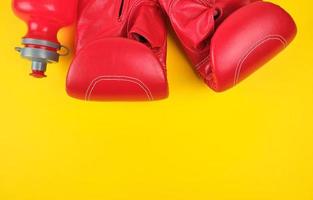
[0,0,312,199]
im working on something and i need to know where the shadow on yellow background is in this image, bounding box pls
[0,0,312,199]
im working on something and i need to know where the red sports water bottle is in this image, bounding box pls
[12,0,78,78]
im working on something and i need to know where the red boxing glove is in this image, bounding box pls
[159,0,297,92]
[67,0,168,101]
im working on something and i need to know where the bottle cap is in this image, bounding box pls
[15,38,67,78]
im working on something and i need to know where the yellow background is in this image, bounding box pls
[0,0,312,199]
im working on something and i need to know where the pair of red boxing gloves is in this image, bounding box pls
[66,0,297,101]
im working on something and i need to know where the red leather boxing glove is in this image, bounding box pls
[66,0,168,101]
[159,0,297,92]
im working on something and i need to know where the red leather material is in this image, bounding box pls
[159,0,297,92]
[206,1,297,91]
[67,38,168,101]
[67,0,168,101]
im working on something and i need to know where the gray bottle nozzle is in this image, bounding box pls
[30,61,48,78]
[15,38,68,78]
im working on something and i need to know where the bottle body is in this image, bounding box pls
[13,0,78,77]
